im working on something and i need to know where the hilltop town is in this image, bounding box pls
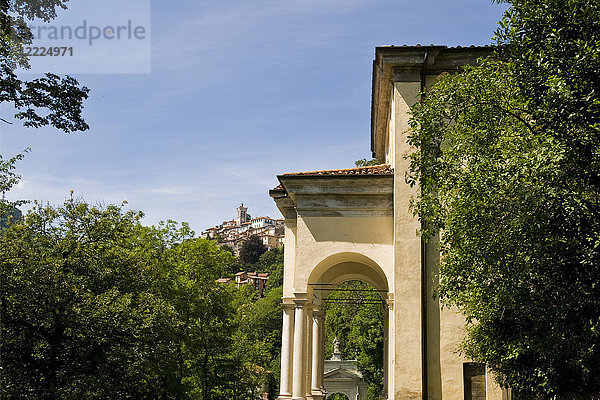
[200,203,284,255]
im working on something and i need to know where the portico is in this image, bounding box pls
[270,46,507,400]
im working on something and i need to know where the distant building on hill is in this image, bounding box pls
[216,271,270,296]
[235,271,269,295]
[201,203,284,255]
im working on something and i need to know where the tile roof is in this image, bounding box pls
[281,164,393,177]
[377,44,492,49]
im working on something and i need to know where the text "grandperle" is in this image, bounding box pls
[29,20,147,46]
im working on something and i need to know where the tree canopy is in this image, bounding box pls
[1,152,287,399]
[239,235,267,265]
[1,0,89,132]
[408,0,600,397]
[0,198,244,399]
[0,191,288,399]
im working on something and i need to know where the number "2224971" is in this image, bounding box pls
[25,47,74,57]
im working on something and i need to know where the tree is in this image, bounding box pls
[239,235,267,265]
[1,0,89,132]
[1,198,176,399]
[257,247,284,288]
[233,286,283,399]
[328,394,349,400]
[354,158,382,167]
[0,152,27,229]
[407,1,600,397]
[0,194,254,399]
[158,234,241,400]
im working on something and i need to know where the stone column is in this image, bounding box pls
[279,301,295,399]
[305,306,313,400]
[381,302,389,400]
[386,294,395,400]
[311,308,325,400]
[292,295,308,400]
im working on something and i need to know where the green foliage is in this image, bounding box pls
[1,198,173,399]
[407,1,600,396]
[0,193,271,399]
[160,235,240,400]
[257,247,284,288]
[324,281,384,400]
[328,394,349,400]
[1,151,28,229]
[354,158,383,167]
[233,286,283,399]
[1,1,89,132]
[239,235,267,265]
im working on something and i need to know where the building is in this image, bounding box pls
[201,203,285,255]
[234,271,270,295]
[322,339,368,400]
[270,46,509,400]
[217,272,270,296]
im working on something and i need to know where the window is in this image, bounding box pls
[464,363,486,400]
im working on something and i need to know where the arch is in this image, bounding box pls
[307,252,389,301]
[309,253,389,400]
[279,252,391,400]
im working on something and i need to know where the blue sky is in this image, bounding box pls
[0,0,506,233]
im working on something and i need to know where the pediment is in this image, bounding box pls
[323,367,362,380]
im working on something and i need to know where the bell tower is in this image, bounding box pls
[236,203,248,225]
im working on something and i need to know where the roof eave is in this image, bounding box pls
[370,45,494,159]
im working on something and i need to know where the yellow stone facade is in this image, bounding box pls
[270,46,509,400]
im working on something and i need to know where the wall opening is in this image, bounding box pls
[463,362,486,400]
[327,393,350,400]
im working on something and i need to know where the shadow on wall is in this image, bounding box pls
[301,215,394,245]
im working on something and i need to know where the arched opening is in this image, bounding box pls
[326,393,350,400]
[304,253,391,400]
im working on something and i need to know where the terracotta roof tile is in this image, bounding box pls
[281,164,393,177]
[378,44,491,49]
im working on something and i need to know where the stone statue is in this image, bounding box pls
[331,337,342,361]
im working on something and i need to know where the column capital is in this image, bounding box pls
[312,308,325,318]
[293,298,309,307]
[282,297,296,310]
[293,292,309,306]
[386,292,394,309]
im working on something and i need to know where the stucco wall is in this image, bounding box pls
[392,80,424,400]
[294,216,394,292]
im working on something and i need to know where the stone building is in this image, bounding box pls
[270,46,509,400]
[235,271,270,295]
[322,339,367,400]
[216,271,270,296]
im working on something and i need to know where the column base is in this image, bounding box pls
[292,397,306,400]
[277,396,292,400]
[310,392,325,400]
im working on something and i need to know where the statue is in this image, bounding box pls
[331,337,342,361]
